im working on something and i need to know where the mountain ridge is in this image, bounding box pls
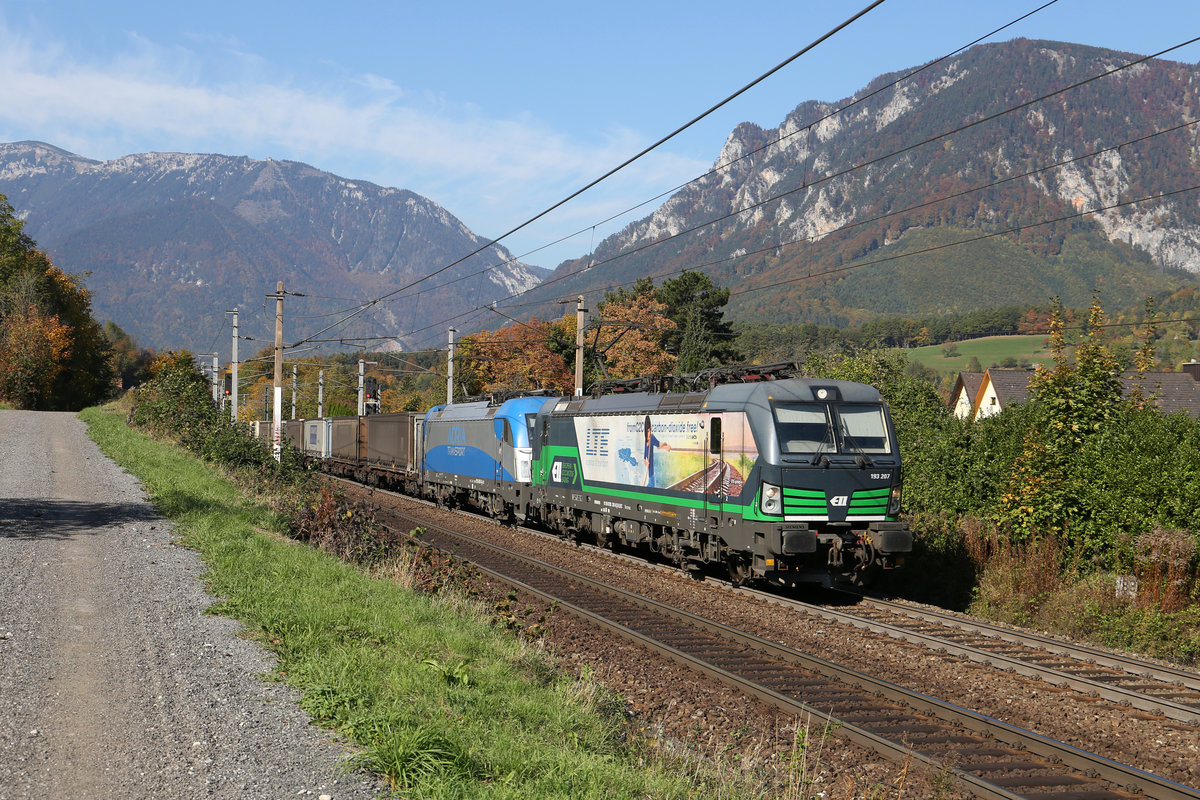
[0,141,549,351]
[512,39,1200,327]
[3,39,1199,351]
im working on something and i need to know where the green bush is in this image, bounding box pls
[127,350,308,490]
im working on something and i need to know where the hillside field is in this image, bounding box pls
[907,334,1052,376]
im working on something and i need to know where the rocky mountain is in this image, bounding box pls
[519,39,1200,327]
[0,142,548,351]
[5,39,1199,353]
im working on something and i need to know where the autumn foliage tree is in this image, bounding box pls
[459,315,575,396]
[0,302,72,407]
[0,195,114,409]
[593,281,676,380]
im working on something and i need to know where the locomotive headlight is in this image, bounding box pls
[888,485,902,516]
[761,483,782,515]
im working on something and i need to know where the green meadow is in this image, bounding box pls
[906,334,1053,376]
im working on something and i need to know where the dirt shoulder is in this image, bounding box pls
[0,410,381,799]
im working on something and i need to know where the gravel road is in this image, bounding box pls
[0,410,383,800]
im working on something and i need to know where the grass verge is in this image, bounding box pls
[968,553,1200,665]
[80,404,731,799]
[932,520,1200,666]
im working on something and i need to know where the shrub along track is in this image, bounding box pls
[336,479,1200,800]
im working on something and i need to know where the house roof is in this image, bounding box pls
[961,367,1200,420]
[948,372,985,408]
[1121,372,1200,418]
[984,369,1035,405]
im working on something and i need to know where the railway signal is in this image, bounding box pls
[364,376,380,414]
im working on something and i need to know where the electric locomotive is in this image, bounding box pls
[528,377,911,586]
[273,375,912,587]
[422,394,553,521]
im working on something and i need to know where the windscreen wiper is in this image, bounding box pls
[810,419,834,468]
[838,418,873,468]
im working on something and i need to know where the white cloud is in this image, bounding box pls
[0,22,708,264]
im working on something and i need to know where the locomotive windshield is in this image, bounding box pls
[773,402,892,456]
[773,403,833,454]
[835,404,892,455]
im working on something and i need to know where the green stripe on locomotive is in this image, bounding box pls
[534,442,899,525]
[534,444,750,511]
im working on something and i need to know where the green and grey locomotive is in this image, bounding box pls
[528,377,911,586]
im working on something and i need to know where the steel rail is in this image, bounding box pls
[855,595,1200,693]
[460,553,1027,800]
[335,476,1200,730]
[377,505,1200,800]
[731,586,1200,725]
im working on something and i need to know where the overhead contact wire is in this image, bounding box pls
[285,0,890,349]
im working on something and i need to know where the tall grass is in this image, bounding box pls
[958,517,1200,665]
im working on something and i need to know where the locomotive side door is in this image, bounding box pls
[497,418,512,482]
[703,415,725,527]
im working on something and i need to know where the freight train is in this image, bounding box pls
[270,376,913,586]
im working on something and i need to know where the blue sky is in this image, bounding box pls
[1,0,1197,269]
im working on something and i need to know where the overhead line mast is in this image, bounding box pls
[272,281,284,462]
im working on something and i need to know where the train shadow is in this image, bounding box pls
[0,498,159,539]
[770,582,865,607]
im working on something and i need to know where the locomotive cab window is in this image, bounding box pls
[835,405,892,455]
[772,403,833,454]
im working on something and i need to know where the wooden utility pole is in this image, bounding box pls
[272,281,284,462]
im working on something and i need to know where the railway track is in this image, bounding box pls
[857,595,1200,697]
[730,587,1200,726]
[372,498,1200,800]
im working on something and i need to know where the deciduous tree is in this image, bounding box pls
[460,315,574,395]
[593,284,675,379]
[0,195,114,409]
[0,302,72,408]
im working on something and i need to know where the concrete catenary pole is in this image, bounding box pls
[317,369,324,418]
[291,364,297,420]
[272,281,284,462]
[574,295,586,397]
[227,308,239,423]
[447,327,456,405]
[357,359,365,416]
[211,353,219,403]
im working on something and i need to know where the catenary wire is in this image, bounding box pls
[246,2,1057,352]
[378,36,1200,349]
[367,1,1063,310]
[491,36,1200,313]
[281,1,892,350]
